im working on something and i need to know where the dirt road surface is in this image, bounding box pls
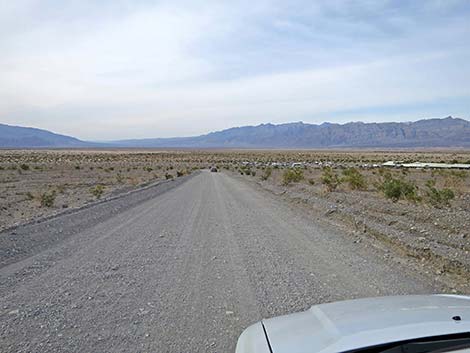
[0,171,442,352]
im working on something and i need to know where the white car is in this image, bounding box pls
[236,295,470,353]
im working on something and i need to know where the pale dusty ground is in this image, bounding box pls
[233,165,470,290]
[0,171,446,353]
[0,150,201,231]
[1,149,469,288]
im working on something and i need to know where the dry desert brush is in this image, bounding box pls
[378,172,420,202]
[342,168,367,190]
[282,168,304,186]
[321,167,341,192]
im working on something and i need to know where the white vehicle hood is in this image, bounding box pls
[262,295,470,353]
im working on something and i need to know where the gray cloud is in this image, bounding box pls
[1,0,469,140]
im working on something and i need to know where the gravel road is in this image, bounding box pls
[0,171,441,352]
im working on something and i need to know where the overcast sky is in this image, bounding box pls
[1,0,469,140]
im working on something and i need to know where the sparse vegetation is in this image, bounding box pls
[379,173,419,202]
[90,185,105,199]
[260,167,272,181]
[239,165,253,175]
[321,167,341,192]
[2,149,470,288]
[40,190,56,207]
[425,180,454,207]
[342,168,366,190]
[282,168,304,186]
[450,170,467,180]
[1,149,470,238]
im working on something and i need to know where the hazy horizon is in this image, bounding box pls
[3,115,469,143]
[1,1,469,140]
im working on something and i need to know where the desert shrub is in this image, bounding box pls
[321,167,341,192]
[165,173,173,180]
[261,167,272,181]
[379,173,419,202]
[176,170,184,177]
[251,170,256,177]
[116,173,124,183]
[19,163,30,171]
[450,170,466,179]
[282,168,304,186]
[342,168,366,190]
[144,166,153,172]
[26,192,35,200]
[40,191,56,207]
[239,165,253,175]
[377,168,387,176]
[441,169,467,188]
[75,165,80,170]
[308,179,315,185]
[90,185,105,199]
[425,180,454,207]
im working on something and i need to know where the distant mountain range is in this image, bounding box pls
[1,117,470,149]
[0,123,90,148]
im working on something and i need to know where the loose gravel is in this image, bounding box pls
[0,171,444,352]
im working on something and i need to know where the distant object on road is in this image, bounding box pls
[383,161,470,169]
[236,295,470,353]
[210,167,218,172]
